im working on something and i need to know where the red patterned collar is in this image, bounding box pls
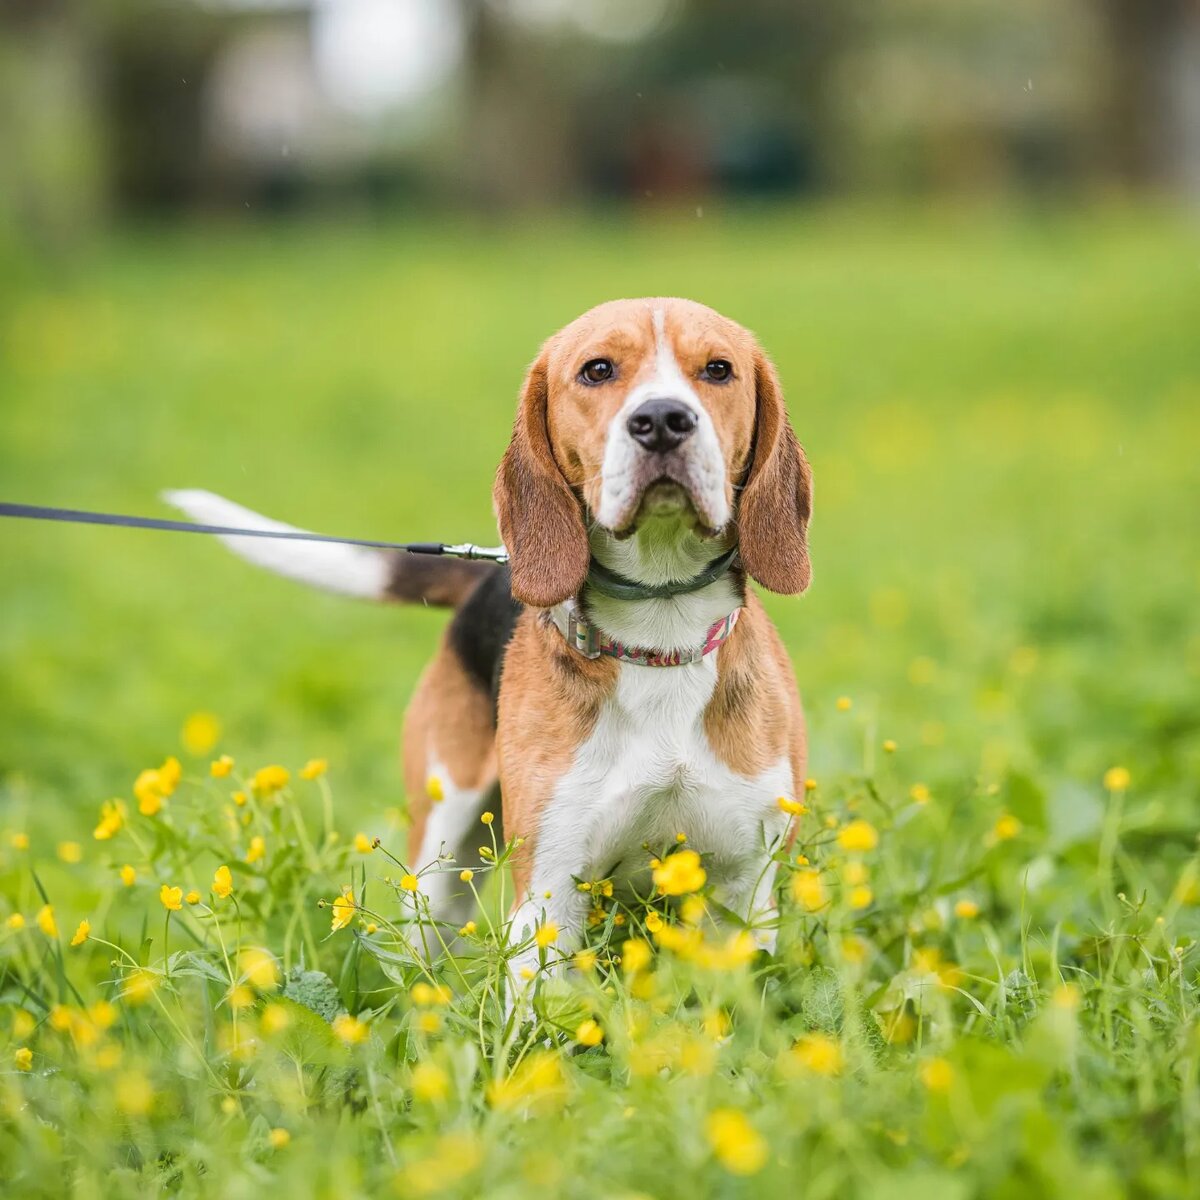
[548,599,740,667]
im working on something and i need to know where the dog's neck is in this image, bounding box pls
[583,517,741,655]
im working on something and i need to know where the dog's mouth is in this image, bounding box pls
[613,474,717,538]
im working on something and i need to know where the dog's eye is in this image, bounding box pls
[580,358,615,385]
[702,359,733,383]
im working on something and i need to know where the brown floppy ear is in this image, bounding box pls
[737,351,813,595]
[492,351,591,608]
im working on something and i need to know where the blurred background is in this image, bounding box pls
[4,0,1200,248]
[1,0,1198,847]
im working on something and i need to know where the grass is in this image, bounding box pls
[1,201,1198,1197]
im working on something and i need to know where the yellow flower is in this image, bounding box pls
[645,911,664,933]
[400,873,419,892]
[124,969,159,1005]
[1104,766,1131,792]
[954,898,980,920]
[992,813,1022,842]
[245,836,266,864]
[848,885,873,910]
[791,869,827,912]
[574,949,597,972]
[920,1057,955,1093]
[480,811,494,825]
[535,922,558,949]
[425,774,444,802]
[232,791,247,807]
[882,738,897,753]
[134,757,181,815]
[910,783,931,805]
[353,832,373,854]
[228,985,255,1009]
[36,905,57,938]
[793,1032,843,1076]
[1051,983,1081,1012]
[332,1014,368,1045]
[621,937,652,974]
[268,1128,290,1150]
[411,982,452,1007]
[837,819,879,853]
[15,1047,33,1072]
[250,765,289,796]
[120,864,137,887]
[299,758,327,781]
[804,778,818,792]
[486,1050,568,1113]
[843,861,868,886]
[459,920,477,936]
[212,864,233,899]
[210,755,234,778]
[185,890,201,905]
[411,1061,450,1102]
[70,919,90,946]
[57,841,82,864]
[6,913,25,931]
[261,1004,291,1035]
[182,711,221,756]
[239,947,280,991]
[9,831,30,850]
[576,1019,603,1046]
[459,869,474,882]
[777,796,807,816]
[160,885,183,912]
[331,886,356,932]
[836,696,853,712]
[114,1071,154,1116]
[12,1010,35,1038]
[417,1011,442,1034]
[93,799,125,841]
[652,849,707,896]
[705,1109,768,1176]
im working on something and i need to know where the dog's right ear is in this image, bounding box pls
[493,351,591,608]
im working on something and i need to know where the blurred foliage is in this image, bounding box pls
[0,201,1198,1195]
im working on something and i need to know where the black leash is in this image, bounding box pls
[0,501,508,562]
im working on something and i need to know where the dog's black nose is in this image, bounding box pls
[626,399,697,453]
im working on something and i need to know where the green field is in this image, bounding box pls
[1,204,1198,1197]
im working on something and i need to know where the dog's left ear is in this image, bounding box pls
[736,350,813,595]
[493,350,591,608]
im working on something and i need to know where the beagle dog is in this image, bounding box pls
[167,297,812,980]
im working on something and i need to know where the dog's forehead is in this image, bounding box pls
[548,298,750,365]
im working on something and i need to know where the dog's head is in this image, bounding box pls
[493,298,813,608]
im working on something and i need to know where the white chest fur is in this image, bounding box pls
[529,655,793,910]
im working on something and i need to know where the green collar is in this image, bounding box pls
[585,545,741,602]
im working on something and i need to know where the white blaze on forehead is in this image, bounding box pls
[594,306,731,533]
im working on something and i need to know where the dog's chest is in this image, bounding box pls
[540,658,790,889]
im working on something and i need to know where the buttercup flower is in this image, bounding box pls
[331,886,356,932]
[535,922,558,949]
[299,758,327,781]
[837,820,879,852]
[353,832,373,854]
[621,938,651,974]
[791,869,827,912]
[6,913,25,931]
[411,1061,450,1102]
[920,1057,955,1093]
[160,885,183,912]
[793,1032,843,1076]
[212,864,233,898]
[992,813,1022,842]
[185,890,201,905]
[181,711,220,755]
[120,864,137,887]
[135,757,181,815]
[1104,766,1131,792]
[210,755,234,778]
[576,1019,603,1046]
[411,982,452,1007]
[238,947,279,991]
[251,765,289,797]
[459,869,474,882]
[652,849,707,896]
[9,832,29,850]
[954,898,980,919]
[15,1047,33,1072]
[836,696,853,712]
[93,799,125,841]
[778,796,806,816]
[400,874,419,892]
[57,841,82,863]
[706,1109,767,1176]
[36,905,57,938]
[332,1014,368,1045]
[910,783,931,805]
[71,919,90,946]
[268,1128,290,1150]
[245,836,266,864]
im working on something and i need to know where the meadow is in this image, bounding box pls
[1,202,1198,1197]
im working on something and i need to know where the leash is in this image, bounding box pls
[0,501,509,562]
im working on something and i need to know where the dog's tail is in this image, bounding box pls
[161,489,497,609]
